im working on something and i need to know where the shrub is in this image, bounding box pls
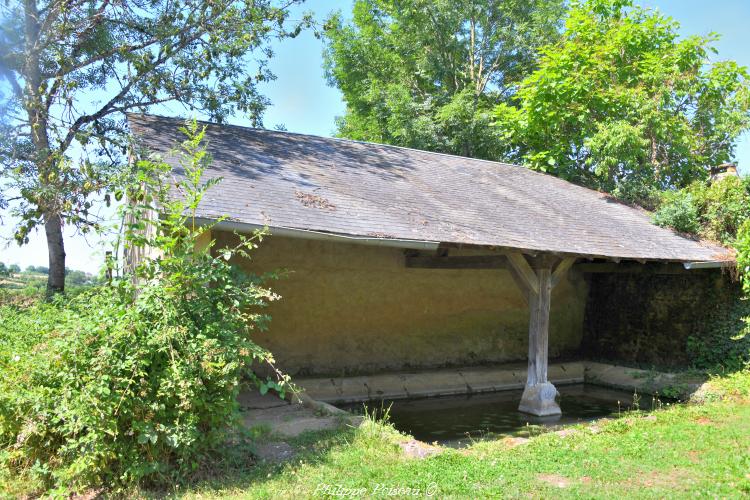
[687,292,750,372]
[738,219,750,295]
[652,190,701,234]
[690,176,750,244]
[611,178,662,211]
[0,122,286,492]
[653,176,750,245]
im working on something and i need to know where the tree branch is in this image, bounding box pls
[57,25,210,154]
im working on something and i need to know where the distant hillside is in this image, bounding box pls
[0,271,47,290]
[0,266,99,292]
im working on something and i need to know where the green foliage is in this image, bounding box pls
[25,265,48,274]
[701,368,750,401]
[652,190,701,234]
[654,176,750,245]
[0,123,285,492]
[323,0,565,159]
[689,176,750,243]
[495,0,750,195]
[737,220,750,295]
[687,294,750,372]
[0,0,307,293]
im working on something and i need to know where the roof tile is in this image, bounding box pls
[128,114,726,262]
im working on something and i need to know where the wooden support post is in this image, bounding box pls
[527,264,551,386]
[506,253,576,416]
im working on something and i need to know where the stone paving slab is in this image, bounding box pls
[296,362,586,403]
[584,361,705,397]
[239,390,361,439]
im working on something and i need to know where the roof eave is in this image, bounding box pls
[193,217,729,266]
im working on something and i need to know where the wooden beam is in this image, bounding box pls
[551,257,576,288]
[506,252,540,296]
[405,254,509,269]
[575,262,713,275]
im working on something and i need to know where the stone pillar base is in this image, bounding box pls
[518,382,561,416]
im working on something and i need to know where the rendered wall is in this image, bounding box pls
[214,230,589,376]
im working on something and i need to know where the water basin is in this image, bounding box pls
[341,384,654,447]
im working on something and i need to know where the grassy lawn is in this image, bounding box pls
[173,373,750,499]
[2,373,748,498]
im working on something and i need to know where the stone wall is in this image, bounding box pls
[582,270,736,369]
[214,230,589,376]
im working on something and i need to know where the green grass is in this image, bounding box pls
[167,373,750,499]
[4,373,749,498]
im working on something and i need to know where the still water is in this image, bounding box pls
[342,384,649,446]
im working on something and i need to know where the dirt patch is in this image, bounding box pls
[695,417,713,426]
[399,439,442,459]
[554,428,579,438]
[239,389,359,438]
[537,473,571,488]
[69,489,104,500]
[502,436,530,448]
[621,467,692,490]
[254,442,297,463]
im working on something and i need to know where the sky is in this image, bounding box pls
[2,0,750,274]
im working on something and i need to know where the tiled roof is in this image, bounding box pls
[127,113,727,262]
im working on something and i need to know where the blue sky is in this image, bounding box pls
[2,0,749,273]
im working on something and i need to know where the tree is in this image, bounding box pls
[8,264,21,274]
[0,0,306,295]
[495,0,750,204]
[323,0,565,159]
[0,262,8,277]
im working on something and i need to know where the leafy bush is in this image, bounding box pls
[738,219,750,295]
[0,123,285,492]
[687,293,750,372]
[653,176,750,245]
[611,177,662,211]
[652,190,701,234]
[690,176,750,244]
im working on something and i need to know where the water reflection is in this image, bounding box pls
[341,384,650,447]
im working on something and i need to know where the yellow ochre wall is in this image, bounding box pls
[213,230,588,377]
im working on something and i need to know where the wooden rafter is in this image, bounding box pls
[505,252,540,296]
[551,257,577,288]
[575,262,714,275]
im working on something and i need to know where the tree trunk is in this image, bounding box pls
[23,0,66,295]
[45,212,66,296]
